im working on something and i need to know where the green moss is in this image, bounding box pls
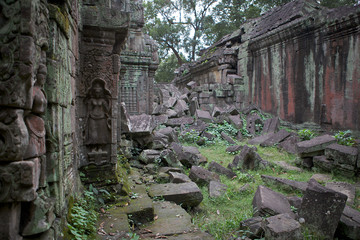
[48,4,70,38]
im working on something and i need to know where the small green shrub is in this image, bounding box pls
[335,130,356,146]
[298,129,315,140]
[206,121,239,139]
[179,129,208,145]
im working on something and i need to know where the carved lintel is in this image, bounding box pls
[88,149,108,165]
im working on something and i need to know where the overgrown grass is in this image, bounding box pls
[189,140,359,239]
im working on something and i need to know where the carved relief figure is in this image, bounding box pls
[85,79,111,149]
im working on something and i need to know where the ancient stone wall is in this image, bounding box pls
[174,0,360,132]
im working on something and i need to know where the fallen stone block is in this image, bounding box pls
[298,179,347,239]
[310,173,332,183]
[252,185,295,218]
[208,161,236,179]
[165,117,194,127]
[263,213,302,240]
[148,182,203,208]
[239,217,264,239]
[208,181,228,198]
[196,109,213,123]
[286,196,302,210]
[261,175,308,193]
[129,114,155,135]
[139,150,161,164]
[248,133,275,145]
[174,99,189,117]
[221,132,236,145]
[273,161,303,172]
[246,113,262,136]
[262,117,280,134]
[160,149,183,168]
[325,143,358,167]
[296,134,336,157]
[0,203,22,240]
[313,155,334,172]
[260,129,291,147]
[336,205,360,240]
[228,115,243,129]
[169,172,191,183]
[165,109,178,118]
[230,145,266,171]
[189,97,199,116]
[277,133,300,154]
[159,167,184,174]
[212,106,225,118]
[189,166,220,186]
[226,145,242,153]
[97,210,130,239]
[157,127,179,143]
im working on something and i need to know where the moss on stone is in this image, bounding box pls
[48,4,70,38]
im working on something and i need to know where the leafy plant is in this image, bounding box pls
[206,121,239,140]
[298,129,315,140]
[179,129,208,145]
[67,193,97,240]
[335,130,356,146]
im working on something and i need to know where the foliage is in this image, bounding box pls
[335,130,356,146]
[298,129,316,141]
[206,121,239,139]
[155,54,185,82]
[67,191,98,240]
[179,129,208,145]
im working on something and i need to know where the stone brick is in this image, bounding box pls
[263,214,302,240]
[208,161,237,179]
[313,155,334,172]
[325,143,358,167]
[336,206,360,240]
[208,181,228,198]
[296,134,336,157]
[0,203,22,240]
[260,129,291,147]
[189,166,220,186]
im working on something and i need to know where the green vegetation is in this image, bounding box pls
[335,130,356,146]
[298,129,316,140]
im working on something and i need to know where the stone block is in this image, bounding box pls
[165,109,178,118]
[226,145,242,153]
[246,113,262,136]
[260,129,291,147]
[325,143,358,167]
[160,149,183,168]
[220,132,236,145]
[263,214,302,240]
[230,145,265,171]
[228,115,243,129]
[174,99,189,117]
[196,109,213,123]
[239,217,264,239]
[148,182,203,208]
[296,134,336,157]
[121,194,154,225]
[139,149,161,164]
[325,182,356,205]
[208,181,228,198]
[208,161,236,179]
[313,156,333,172]
[129,114,155,134]
[261,175,308,193]
[277,133,300,154]
[298,179,347,239]
[165,117,194,127]
[248,133,275,145]
[169,172,191,183]
[262,117,280,134]
[336,206,360,240]
[152,132,169,150]
[273,161,303,172]
[252,185,294,218]
[97,211,130,238]
[157,127,179,143]
[189,166,220,186]
[212,106,225,117]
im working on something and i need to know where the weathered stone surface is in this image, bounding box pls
[228,115,243,129]
[277,133,300,154]
[298,179,347,239]
[165,109,178,118]
[336,205,360,240]
[208,181,228,198]
[246,113,262,136]
[157,127,179,143]
[273,161,303,172]
[169,172,191,183]
[195,109,213,123]
[164,97,177,108]
[208,161,236,179]
[212,106,225,117]
[263,213,302,240]
[262,118,280,134]
[148,182,203,208]
[189,97,199,116]
[325,143,358,167]
[139,150,161,164]
[189,166,220,186]
[165,117,194,127]
[296,134,336,157]
[129,114,155,134]
[313,155,334,172]
[226,145,242,153]
[310,173,332,183]
[159,167,184,174]
[220,132,236,145]
[287,196,302,210]
[121,193,154,225]
[325,182,356,205]
[160,149,183,168]
[248,133,275,145]
[252,185,294,218]
[0,203,22,240]
[260,129,291,147]
[229,145,266,170]
[174,99,189,117]
[119,102,131,133]
[97,210,130,239]
[239,217,264,239]
[261,175,308,193]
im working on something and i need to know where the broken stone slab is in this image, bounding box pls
[148,182,203,208]
[260,129,291,147]
[229,145,266,171]
[97,208,130,238]
[208,181,228,198]
[277,133,300,154]
[165,231,215,240]
[129,114,155,135]
[157,127,179,143]
[208,161,236,179]
[325,143,358,167]
[325,182,356,205]
[171,144,200,168]
[174,99,189,117]
[220,132,236,145]
[252,185,295,218]
[262,117,280,134]
[195,109,213,123]
[169,172,191,183]
[336,205,360,240]
[189,97,199,116]
[263,213,302,240]
[119,102,131,133]
[165,117,194,127]
[158,167,184,174]
[228,145,255,169]
[248,133,275,145]
[313,155,334,172]
[226,145,242,153]
[298,178,347,239]
[310,173,332,183]
[165,109,178,118]
[160,149,183,168]
[153,115,169,127]
[189,166,220,186]
[122,189,155,225]
[296,134,336,157]
[185,119,208,134]
[164,97,177,108]
[273,161,303,172]
[239,216,264,239]
[0,203,22,240]
[246,113,263,136]
[287,196,302,210]
[139,150,161,164]
[228,115,243,129]
[212,106,225,117]
[261,175,308,193]
[334,163,356,178]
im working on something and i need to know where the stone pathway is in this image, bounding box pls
[96,169,214,240]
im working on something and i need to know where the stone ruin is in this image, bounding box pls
[0,0,359,239]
